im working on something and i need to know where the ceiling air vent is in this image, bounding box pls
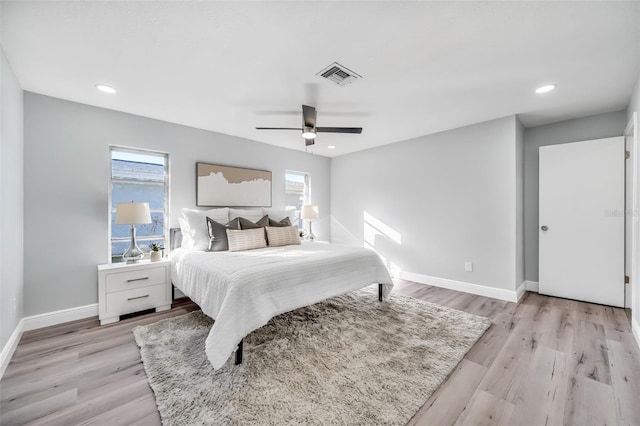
[316,62,362,86]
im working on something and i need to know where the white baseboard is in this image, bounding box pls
[525,280,539,292]
[633,316,640,351]
[398,271,520,303]
[22,303,98,332]
[0,319,25,380]
[516,281,527,302]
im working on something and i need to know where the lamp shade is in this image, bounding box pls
[301,205,319,220]
[115,202,152,225]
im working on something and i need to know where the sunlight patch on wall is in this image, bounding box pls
[363,211,402,277]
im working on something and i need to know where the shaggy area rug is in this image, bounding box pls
[133,286,491,425]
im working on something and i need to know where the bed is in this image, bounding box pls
[170,229,394,370]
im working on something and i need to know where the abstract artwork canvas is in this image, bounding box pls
[196,162,272,207]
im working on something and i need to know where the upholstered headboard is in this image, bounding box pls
[170,227,183,251]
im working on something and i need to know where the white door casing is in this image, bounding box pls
[539,137,624,307]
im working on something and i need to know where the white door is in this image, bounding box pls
[539,137,624,307]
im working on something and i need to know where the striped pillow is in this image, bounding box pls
[265,225,301,247]
[226,228,267,252]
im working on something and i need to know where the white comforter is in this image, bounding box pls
[171,242,393,369]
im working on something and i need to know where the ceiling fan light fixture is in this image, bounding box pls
[302,126,316,139]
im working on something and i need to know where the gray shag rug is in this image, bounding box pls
[133,286,491,425]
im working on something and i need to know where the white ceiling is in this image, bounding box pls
[1,1,639,157]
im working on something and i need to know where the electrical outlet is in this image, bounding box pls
[465,262,473,272]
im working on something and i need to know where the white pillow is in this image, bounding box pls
[226,228,267,252]
[262,207,296,223]
[178,216,195,249]
[181,208,229,251]
[266,225,301,247]
[229,208,264,222]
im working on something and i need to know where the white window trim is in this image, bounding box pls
[108,145,171,263]
[285,170,311,229]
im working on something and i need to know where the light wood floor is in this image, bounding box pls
[1,281,639,425]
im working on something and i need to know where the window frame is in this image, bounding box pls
[285,170,311,229]
[108,146,170,264]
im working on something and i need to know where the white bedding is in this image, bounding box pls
[171,242,394,369]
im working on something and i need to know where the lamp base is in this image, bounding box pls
[307,222,315,242]
[122,225,145,263]
[123,246,145,263]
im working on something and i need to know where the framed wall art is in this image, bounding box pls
[196,162,272,207]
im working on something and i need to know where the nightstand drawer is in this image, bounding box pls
[105,284,168,316]
[105,266,166,293]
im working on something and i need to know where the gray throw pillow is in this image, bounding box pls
[268,217,291,227]
[206,217,240,251]
[238,215,269,230]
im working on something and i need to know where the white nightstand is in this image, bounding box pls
[98,259,172,325]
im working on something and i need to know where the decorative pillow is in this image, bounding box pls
[181,208,230,251]
[268,217,291,227]
[265,225,301,247]
[262,208,296,224]
[226,228,268,252]
[229,208,264,222]
[238,215,269,230]
[206,217,240,252]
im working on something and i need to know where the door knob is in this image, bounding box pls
[541,225,549,231]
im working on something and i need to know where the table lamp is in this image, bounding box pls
[116,201,152,263]
[301,205,319,242]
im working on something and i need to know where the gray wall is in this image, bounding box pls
[628,74,639,124]
[515,118,525,287]
[0,46,24,349]
[331,116,522,292]
[523,110,627,282]
[23,93,331,316]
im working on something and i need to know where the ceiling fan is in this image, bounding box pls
[256,105,363,146]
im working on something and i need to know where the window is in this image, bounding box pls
[285,170,310,229]
[110,147,169,263]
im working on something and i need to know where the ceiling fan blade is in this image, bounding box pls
[316,127,363,134]
[255,127,303,131]
[302,105,317,128]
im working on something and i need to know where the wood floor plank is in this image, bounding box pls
[1,388,78,426]
[570,319,612,385]
[24,373,155,425]
[563,376,618,426]
[607,339,640,425]
[1,283,638,425]
[76,394,159,426]
[408,359,487,426]
[464,313,517,368]
[507,346,569,426]
[536,303,576,353]
[453,389,514,426]
[476,318,541,403]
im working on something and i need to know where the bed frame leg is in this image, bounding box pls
[235,339,243,365]
[378,283,383,302]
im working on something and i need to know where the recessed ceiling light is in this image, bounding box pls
[328,145,336,149]
[95,84,117,94]
[535,84,556,94]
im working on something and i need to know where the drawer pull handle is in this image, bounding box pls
[127,277,149,283]
[127,294,150,301]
